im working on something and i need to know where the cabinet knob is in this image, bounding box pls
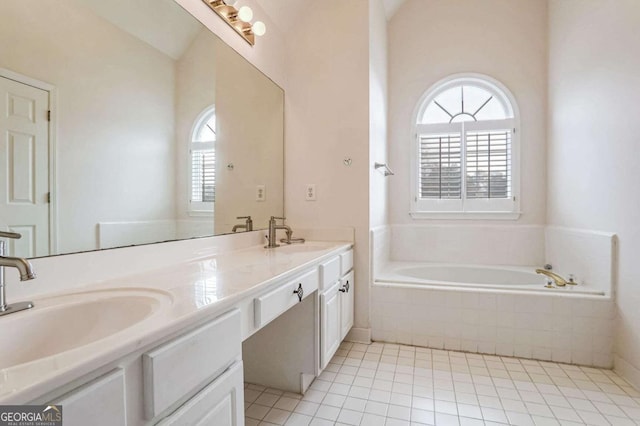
[339,288,346,293]
[345,280,350,293]
[293,283,304,302]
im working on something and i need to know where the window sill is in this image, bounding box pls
[409,211,522,220]
[188,210,214,218]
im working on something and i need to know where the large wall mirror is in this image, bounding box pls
[0,0,284,258]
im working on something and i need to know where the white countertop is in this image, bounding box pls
[0,240,352,403]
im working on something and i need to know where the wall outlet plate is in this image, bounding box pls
[256,185,266,201]
[305,184,316,201]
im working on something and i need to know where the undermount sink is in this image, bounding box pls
[0,288,172,370]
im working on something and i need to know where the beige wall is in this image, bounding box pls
[0,0,176,254]
[548,0,640,388]
[387,0,548,226]
[284,0,371,331]
[175,29,218,230]
[369,0,390,229]
[214,39,284,234]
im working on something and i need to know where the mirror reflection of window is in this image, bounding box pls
[189,106,216,214]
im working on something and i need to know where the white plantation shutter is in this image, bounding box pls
[189,106,216,213]
[419,133,462,199]
[465,129,511,199]
[191,148,215,203]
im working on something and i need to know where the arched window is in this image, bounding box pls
[189,106,216,213]
[411,74,520,219]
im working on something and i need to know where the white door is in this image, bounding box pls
[320,281,341,370]
[340,270,355,340]
[0,76,49,257]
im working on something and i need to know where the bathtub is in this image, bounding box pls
[376,262,605,295]
[371,261,614,366]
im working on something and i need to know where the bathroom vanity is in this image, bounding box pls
[0,239,354,426]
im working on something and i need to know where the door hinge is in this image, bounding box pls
[47,110,51,122]
[46,192,51,203]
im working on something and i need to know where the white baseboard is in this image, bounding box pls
[615,355,640,391]
[345,327,371,344]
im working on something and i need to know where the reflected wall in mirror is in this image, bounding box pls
[0,0,284,258]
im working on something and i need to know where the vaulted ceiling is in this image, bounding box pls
[255,0,409,35]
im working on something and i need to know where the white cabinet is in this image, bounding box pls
[319,251,355,371]
[53,369,126,426]
[157,362,244,426]
[339,270,354,341]
[320,281,341,369]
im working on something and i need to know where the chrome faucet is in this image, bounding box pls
[232,216,253,232]
[265,216,292,248]
[535,268,576,287]
[0,231,36,316]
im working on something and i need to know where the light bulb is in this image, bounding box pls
[252,21,266,36]
[238,6,253,22]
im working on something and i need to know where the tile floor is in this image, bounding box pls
[244,342,640,426]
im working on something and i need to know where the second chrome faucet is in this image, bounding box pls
[265,216,305,248]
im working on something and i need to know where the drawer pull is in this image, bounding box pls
[293,283,304,302]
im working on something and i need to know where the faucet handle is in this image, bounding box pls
[271,216,286,222]
[237,216,252,220]
[0,231,21,240]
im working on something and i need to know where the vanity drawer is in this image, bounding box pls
[157,361,243,426]
[54,369,126,426]
[255,268,318,328]
[143,309,241,419]
[340,250,354,275]
[319,256,341,291]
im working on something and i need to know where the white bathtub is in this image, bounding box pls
[376,262,604,295]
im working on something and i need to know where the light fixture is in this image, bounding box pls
[238,6,253,23]
[202,0,267,46]
[252,21,266,37]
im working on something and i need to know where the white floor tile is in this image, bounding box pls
[336,408,362,425]
[359,413,386,426]
[244,344,639,426]
[284,413,312,426]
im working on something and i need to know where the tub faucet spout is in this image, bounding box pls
[535,269,576,287]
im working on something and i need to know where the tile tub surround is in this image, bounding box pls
[0,240,352,403]
[387,225,546,267]
[244,342,640,426]
[373,225,616,296]
[371,286,615,369]
[370,225,617,369]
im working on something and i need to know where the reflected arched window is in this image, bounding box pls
[412,75,520,218]
[189,106,216,213]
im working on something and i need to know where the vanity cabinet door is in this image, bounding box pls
[320,282,341,370]
[157,362,244,426]
[339,271,354,341]
[53,369,126,426]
